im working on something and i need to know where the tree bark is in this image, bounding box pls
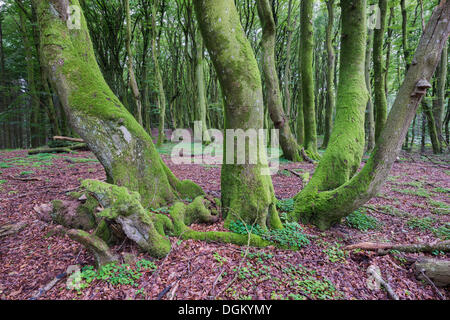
[365,28,376,152]
[292,0,450,230]
[294,0,368,212]
[194,0,282,230]
[34,0,203,208]
[321,0,336,150]
[299,0,319,159]
[125,0,143,127]
[374,0,388,141]
[257,0,301,162]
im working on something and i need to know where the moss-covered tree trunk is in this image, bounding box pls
[151,1,167,147]
[294,0,368,210]
[34,0,203,208]
[256,0,302,162]
[433,43,447,152]
[299,0,319,159]
[424,100,442,154]
[292,0,450,230]
[365,28,376,152]
[194,29,210,144]
[125,0,143,127]
[193,0,282,230]
[321,0,335,150]
[374,0,388,141]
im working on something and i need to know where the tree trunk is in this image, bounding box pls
[194,29,210,144]
[193,0,282,230]
[257,0,301,162]
[321,0,335,150]
[299,0,319,159]
[151,2,167,147]
[424,100,442,154]
[433,42,447,152]
[292,0,450,230]
[365,28,376,152]
[374,0,388,141]
[125,0,143,127]
[294,0,368,211]
[34,0,203,208]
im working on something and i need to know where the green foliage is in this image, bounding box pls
[345,209,380,231]
[278,263,343,300]
[392,188,431,198]
[434,224,450,240]
[276,198,294,213]
[213,252,227,267]
[20,170,34,176]
[323,242,347,263]
[150,206,170,214]
[428,199,449,215]
[228,220,310,249]
[72,259,157,292]
[406,217,449,240]
[433,187,450,194]
[406,216,435,231]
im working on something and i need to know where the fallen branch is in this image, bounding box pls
[414,257,450,288]
[344,240,450,254]
[0,222,28,238]
[53,136,85,143]
[28,143,88,155]
[367,265,399,300]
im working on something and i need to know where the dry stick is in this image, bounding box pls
[367,266,399,300]
[208,267,226,298]
[420,270,445,300]
[53,136,84,143]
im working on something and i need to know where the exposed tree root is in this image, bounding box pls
[67,229,119,268]
[42,179,275,265]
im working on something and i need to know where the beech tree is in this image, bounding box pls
[292,0,450,230]
[193,0,283,230]
[256,0,302,162]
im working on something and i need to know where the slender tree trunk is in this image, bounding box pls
[374,0,388,141]
[365,28,376,152]
[283,0,294,116]
[194,0,282,230]
[384,6,395,96]
[194,29,210,143]
[292,0,449,230]
[299,0,319,159]
[432,42,447,152]
[125,0,143,127]
[18,2,40,148]
[152,1,167,147]
[424,100,441,154]
[321,0,335,150]
[257,0,301,161]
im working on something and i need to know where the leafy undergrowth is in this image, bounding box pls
[0,147,449,300]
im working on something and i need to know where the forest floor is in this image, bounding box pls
[0,142,449,300]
